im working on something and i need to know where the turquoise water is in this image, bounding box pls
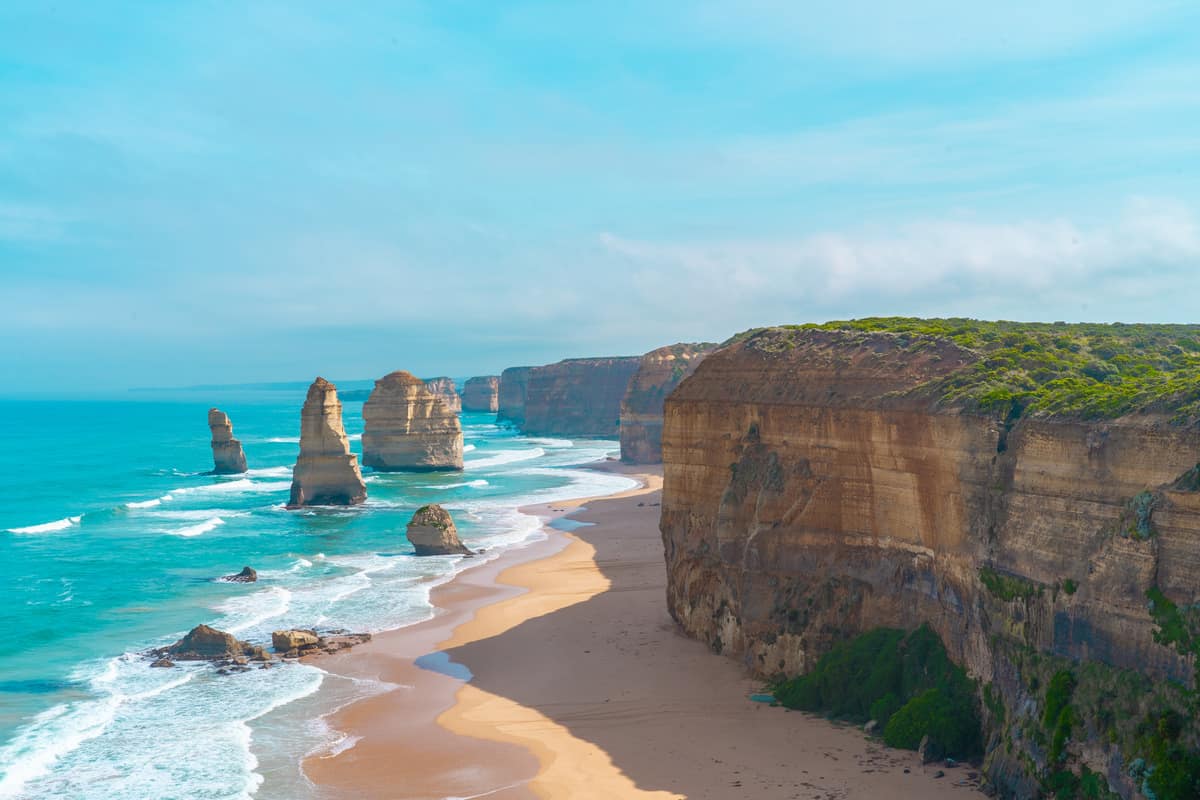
[0,391,633,799]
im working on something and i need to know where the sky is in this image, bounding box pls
[2,1,1199,392]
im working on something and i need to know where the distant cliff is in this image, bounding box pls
[497,367,532,426]
[661,320,1200,799]
[619,343,715,464]
[523,357,640,437]
[423,377,461,415]
[461,375,500,413]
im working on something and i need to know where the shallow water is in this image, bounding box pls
[0,391,633,799]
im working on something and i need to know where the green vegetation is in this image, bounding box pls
[980,565,1043,601]
[1124,491,1159,540]
[1043,670,1077,765]
[1045,766,1119,800]
[1146,587,1200,684]
[1062,579,1079,596]
[1135,710,1200,800]
[771,625,982,759]
[781,318,1200,421]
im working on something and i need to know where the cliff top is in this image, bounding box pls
[376,370,424,386]
[737,318,1200,422]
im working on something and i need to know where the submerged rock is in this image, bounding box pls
[221,566,257,583]
[362,371,463,471]
[271,629,371,658]
[406,504,472,556]
[288,378,367,508]
[208,408,248,474]
[423,376,462,415]
[461,375,500,412]
[272,629,319,652]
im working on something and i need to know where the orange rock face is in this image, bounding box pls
[362,371,463,471]
[619,343,715,464]
[423,376,462,415]
[661,327,1200,792]
[461,375,500,413]
[523,357,641,437]
[288,378,367,507]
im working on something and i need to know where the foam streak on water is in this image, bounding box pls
[0,400,626,800]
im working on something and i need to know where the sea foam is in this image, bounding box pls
[6,516,81,535]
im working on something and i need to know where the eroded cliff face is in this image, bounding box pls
[620,343,715,464]
[423,377,462,415]
[289,378,367,507]
[661,328,1200,797]
[461,375,500,413]
[497,366,531,426]
[522,357,640,437]
[362,371,463,471]
[208,408,247,474]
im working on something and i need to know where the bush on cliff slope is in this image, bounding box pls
[772,625,982,759]
[788,318,1200,421]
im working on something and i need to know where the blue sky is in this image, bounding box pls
[2,1,1199,391]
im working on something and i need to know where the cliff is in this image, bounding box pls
[661,321,1200,799]
[362,371,463,471]
[423,377,462,415]
[461,375,500,413]
[620,343,715,464]
[207,408,247,474]
[497,366,532,426]
[288,377,367,507]
[523,357,641,437]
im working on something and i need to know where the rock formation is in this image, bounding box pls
[208,408,247,474]
[461,375,500,412]
[497,366,532,426]
[269,629,371,658]
[220,566,257,583]
[362,371,463,471]
[619,342,715,464]
[287,378,367,508]
[660,322,1200,798]
[423,377,462,414]
[522,357,641,437]
[157,624,270,662]
[406,504,472,555]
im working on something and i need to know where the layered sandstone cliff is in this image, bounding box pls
[522,357,640,437]
[497,366,532,426]
[208,408,248,474]
[620,343,715,464]
[661,326,1200,798]
[362,371,463,471]
[288,378,367,507]
[423,377,462,415]
[461,375,500,413]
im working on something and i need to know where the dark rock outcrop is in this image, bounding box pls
[157,624,270,662]
[523,357,641,437]
[461,375,500,413]
[497,366,532,426]
[220,566,257,583]
[406,504,472,556]
[619,342,715,464]
[362,371,463,471]
[208,408,248,474]
[660,325,1200,797]
[288,378,367,508]
[424,377,462,415]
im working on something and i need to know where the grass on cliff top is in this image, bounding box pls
[772,624,982,760]
[752,317,1200,422]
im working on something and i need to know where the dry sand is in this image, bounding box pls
[306,463,983,799]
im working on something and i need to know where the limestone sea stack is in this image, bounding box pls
[406,504,472,556]
[362,371,464,471]
[619,342,716,464]
[287,378,367,508]
[461,375,500,412]
[423,377,462,414]
[496,366,532,426]
[208,408,248,474]
[522,357,641,437]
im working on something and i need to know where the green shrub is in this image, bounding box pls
[773,624,982,759]
[980,566,1043,601]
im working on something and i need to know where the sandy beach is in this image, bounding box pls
[306,463,983,799]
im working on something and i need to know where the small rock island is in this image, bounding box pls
[406,504,472,556]
[362,371,464,471]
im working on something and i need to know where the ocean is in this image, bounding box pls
[0,390,635,799]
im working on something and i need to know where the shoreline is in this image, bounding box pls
[304,461,983,799]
